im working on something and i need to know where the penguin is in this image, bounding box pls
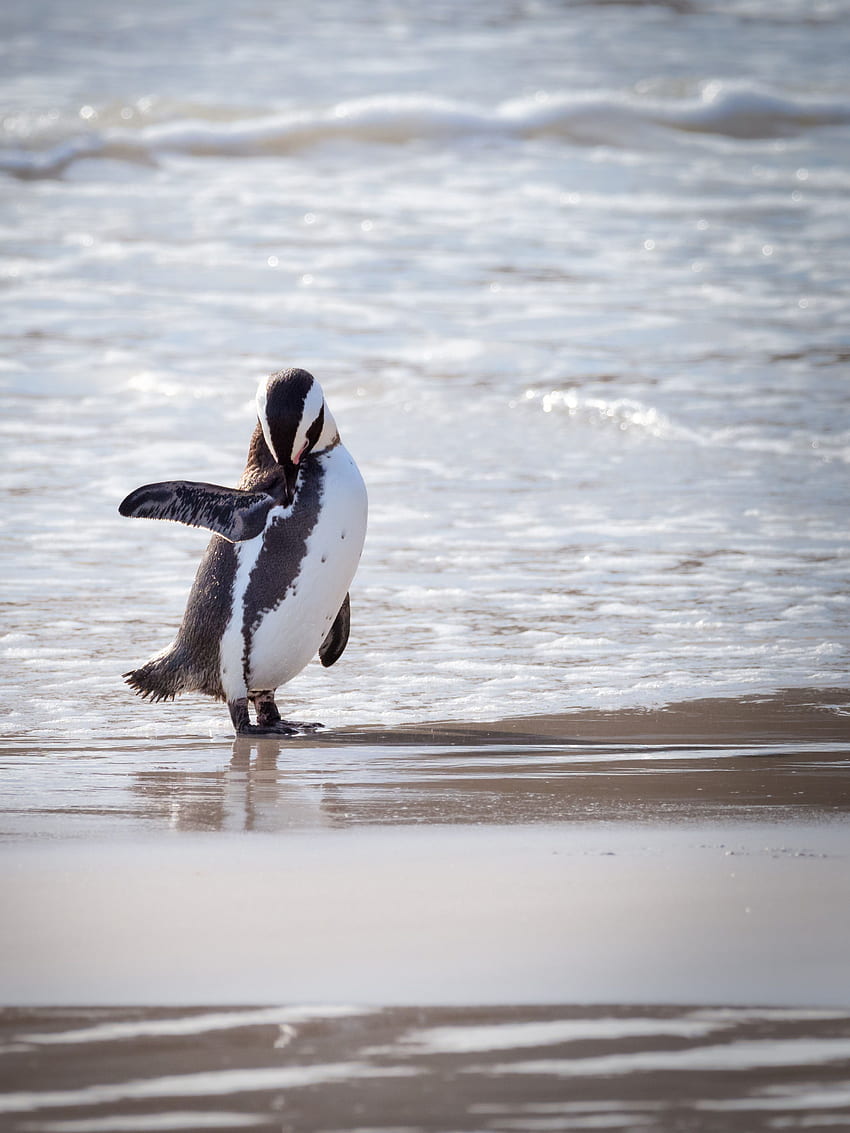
[119,367,368,735]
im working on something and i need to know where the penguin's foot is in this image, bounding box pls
[237,721,300,736]
[235,720,322,736]
[229,695,323,736]
[279,719,324,733]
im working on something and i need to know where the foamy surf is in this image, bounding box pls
[3,83,849,178]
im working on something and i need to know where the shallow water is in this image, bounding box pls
[1,0,849,737]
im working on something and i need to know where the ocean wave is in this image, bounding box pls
[519,387,850,462]
[516,388,700,442]
[3,83,849,179]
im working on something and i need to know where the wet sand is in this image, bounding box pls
[4,1004,850,1132]
[1,688,849,1128]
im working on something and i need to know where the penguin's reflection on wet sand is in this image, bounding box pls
[228,736,341,832]
[128,736,338,834]
[230,735,285,774]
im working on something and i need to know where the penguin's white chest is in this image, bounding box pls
[219,445,367,700]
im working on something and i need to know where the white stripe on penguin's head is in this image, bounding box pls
[291,378,326,463]
[255,374,278,461]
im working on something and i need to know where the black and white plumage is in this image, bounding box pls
[119,368,368,735]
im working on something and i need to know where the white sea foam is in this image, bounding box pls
[2,84,849,178]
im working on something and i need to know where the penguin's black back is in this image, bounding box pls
[125,536,238,702]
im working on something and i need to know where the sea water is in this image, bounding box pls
[1,0,849,739]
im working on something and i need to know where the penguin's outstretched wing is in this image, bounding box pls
[319,593,350,667]
[119,481,275,542]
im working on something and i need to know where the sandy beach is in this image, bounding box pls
[3,689,849,1007]
[2,689,849,1128]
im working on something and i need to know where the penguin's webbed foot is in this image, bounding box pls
[237,721,300,736]
[235,720,322,736]
[279,719,323,733]
[229,695,323,736]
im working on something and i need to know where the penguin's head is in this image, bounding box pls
[256,368,339,504]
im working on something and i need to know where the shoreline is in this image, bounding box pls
[3,685,849,754]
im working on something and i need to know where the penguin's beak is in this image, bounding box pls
[280,457,301,507]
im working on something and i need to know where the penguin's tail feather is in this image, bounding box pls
[124,644,191,702]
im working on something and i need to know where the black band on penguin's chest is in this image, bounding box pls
[240,458,326,644]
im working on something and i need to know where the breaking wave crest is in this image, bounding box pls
[519,387,850,463]
[4,83,849,178]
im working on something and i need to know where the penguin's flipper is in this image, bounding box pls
[319,593,350,667]
[119,480,275,542]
